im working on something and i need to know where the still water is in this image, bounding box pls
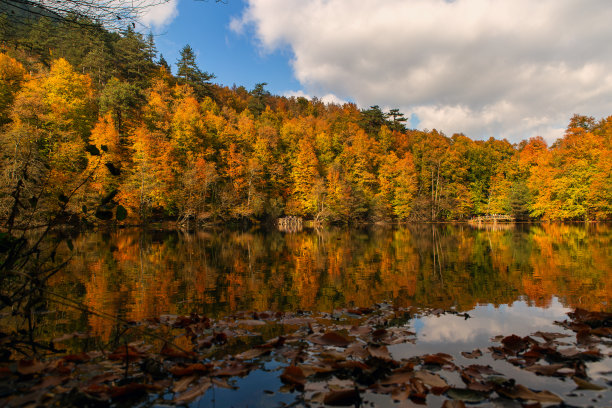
[46,223,611,406]
[49,222,611,340]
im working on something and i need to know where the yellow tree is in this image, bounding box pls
[0,53,27,124]
[289,138,321,217]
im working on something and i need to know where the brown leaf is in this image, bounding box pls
[524,364,566,376]
[169,363,212,376]
[109,383,158,399]
[160,343,196,359]
[212,378,236,389]
[235,348,270,360]
[422,353,453,366]
[280,365,306,390]
[497,384,562,403]
[381,371,414,385]
[174,379,211,404]
[323,388,360,406]
[311,331,352,347]
[108,346,144,361]
[17,359,47,376]
[62,353,90,363]
[573,376,606,390]
[172,375,196,393]
[235,319,266,326]
[367,345,393,361]
[413,370,448,388]
[501,334,529,354]
[214,363,251,377]
[31,375,69,391]
[442,400,466,408]
[461,349,482,359]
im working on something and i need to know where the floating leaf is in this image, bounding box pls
[413,370,448,388]
[497,384,562,403]
[311,331,352,347]
[461,349,482,359]
[573,376,606,390]
[323,389,360,406]
[446,388,488,403]
[280,366,306,390]
[169,363,212,376]
[174,379,211,404]
[17,359,47,376]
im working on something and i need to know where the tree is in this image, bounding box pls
[289,138,321,217]
[176,44,215,100]
[1,0,172,30]
[248,82,270,117]
[0,53,27,124]
[385,108,407,132]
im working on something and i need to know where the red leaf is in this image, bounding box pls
[280,365,306,390]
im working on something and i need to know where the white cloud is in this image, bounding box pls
[283,89,347,106]
[139,0,179,30]
[232,0,612,142]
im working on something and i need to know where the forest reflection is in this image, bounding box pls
[50,223,612,340]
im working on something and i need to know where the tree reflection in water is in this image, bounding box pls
[48,223,611,341]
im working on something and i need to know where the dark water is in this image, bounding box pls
[42,223,612,406]
[48,222,611,340]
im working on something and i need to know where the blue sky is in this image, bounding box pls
[150,1,301,96]
[141,0,612,143]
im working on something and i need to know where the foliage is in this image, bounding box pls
[0,17,611,224]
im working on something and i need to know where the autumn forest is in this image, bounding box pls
[1,17,612,229]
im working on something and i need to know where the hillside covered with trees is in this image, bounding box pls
[1,17,611,226]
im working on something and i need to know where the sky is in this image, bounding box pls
[140,0,612,144]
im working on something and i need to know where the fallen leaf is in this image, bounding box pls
[524,364,566,376]
[413,370,448,388]
[446,388,488,403]
[212,378,236,389]
[169,363,212,376]
[160,343,196,359]
[235,319,266,326]
[311,332,352,347]
[17,359,47,376]
[172,375,196,393]
[501,335,529,354]
[174,379,211,404]
[214,363,251,377]
[109,383,157,399]
[442,400,466,408]
[573,376,606,390]
[323,388,360,406]
[381,371,414,385]
[280,365,306,390]
[460,349,482,359]
[367,345,393,361]
[497,384,562,403]
[235,348,270,360]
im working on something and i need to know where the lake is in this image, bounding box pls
[42,222,611,406]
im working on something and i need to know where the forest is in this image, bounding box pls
[1,16,611,227]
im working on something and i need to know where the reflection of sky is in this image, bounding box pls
[391,297,612,406]
[393,297,574,360]
[415,298,571,344]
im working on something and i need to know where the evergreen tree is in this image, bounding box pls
[176,44,215,100]
[247,82,270,117]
